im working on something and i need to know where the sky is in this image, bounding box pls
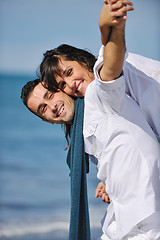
[0,0,160,75]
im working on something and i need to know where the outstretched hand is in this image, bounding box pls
[100,0,134,28]
[95,182,110,203]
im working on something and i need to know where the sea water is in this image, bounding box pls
[0,74,107,240]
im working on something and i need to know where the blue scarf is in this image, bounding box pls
[67,97,90,240]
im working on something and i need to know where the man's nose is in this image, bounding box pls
[48,102,57,114]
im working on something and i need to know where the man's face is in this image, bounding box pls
[27,83,75,124]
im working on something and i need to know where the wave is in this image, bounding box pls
[0,215,102,238]
[0,221,69,237]
[0,200,70,212]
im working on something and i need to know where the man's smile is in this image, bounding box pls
[56,104,65,117]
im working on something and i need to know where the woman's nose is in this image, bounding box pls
[65,77,76,89]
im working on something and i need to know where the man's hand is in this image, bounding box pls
[99,0,134,45]
[95,182,110,203]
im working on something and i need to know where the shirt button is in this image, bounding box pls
[89,129,93,134]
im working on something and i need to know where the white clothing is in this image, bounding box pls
[101,212,160,240]
[125,53,160,142]
[83,48,160,239]
[126,52,160,83]
[98,46,160,141]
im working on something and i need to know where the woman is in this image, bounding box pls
[39,2,160,142]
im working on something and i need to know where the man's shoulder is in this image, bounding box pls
[85,80,96,100]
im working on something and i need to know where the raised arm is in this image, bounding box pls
[100,18,125,81]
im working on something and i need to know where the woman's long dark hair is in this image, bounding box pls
[39,44,97,92]
[39,44,97,147]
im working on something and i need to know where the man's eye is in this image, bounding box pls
[58,81,66,89]
[42,104,47,114]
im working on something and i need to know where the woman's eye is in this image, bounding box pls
[48,93,53,99]
[67,69,72,76]
[58,81,66,89]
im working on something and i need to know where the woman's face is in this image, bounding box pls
[55,58,94,97]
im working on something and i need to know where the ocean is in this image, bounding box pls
[0,74,107,240]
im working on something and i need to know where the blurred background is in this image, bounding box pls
[0,0,159,240]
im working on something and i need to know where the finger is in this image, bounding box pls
[102,193,106,201]
[105,195,111,203]
[95,188,100,198]
[95,192,98,198]
[121,5,134,12]
[120,0,133,6]
[104,0,109,4]
[108,0,133,6]
[110,1,123,11]
[99,190,104,197]
[110,6,134,17]
[122,15,128,20]
[102,193,110,203]
[97,182,105,189]
[95,183,103,197]
[108,0,118,4]
[107,0,113,7]
[107,17,122,25]
[110,2,134,12]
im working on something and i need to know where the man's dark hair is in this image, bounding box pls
[21,79,41,108]
[20,78,47,120]
[39,44,97,92]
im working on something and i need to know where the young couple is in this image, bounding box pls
[21,1,160,239]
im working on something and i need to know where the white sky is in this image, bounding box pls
[0,0,159,75]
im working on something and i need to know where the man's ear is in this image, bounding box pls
[42,119,54,125]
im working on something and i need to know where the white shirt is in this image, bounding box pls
[98,46,160,141]
[83,48,160,239]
